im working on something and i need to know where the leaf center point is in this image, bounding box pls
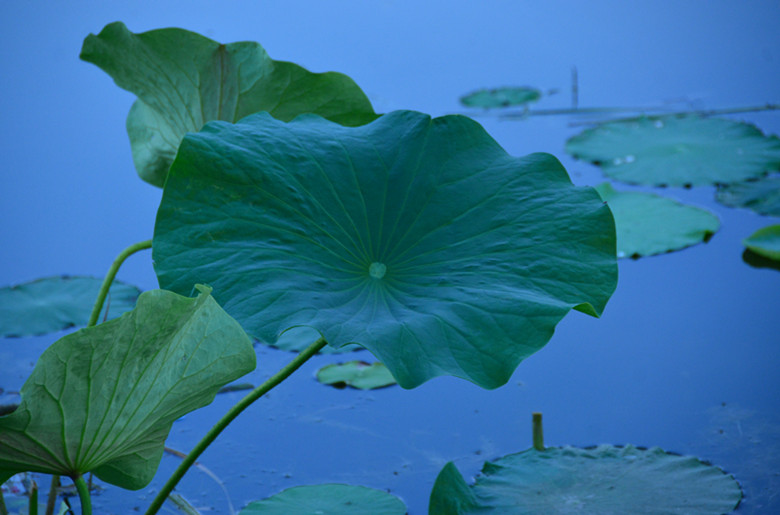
[368,262,387,279]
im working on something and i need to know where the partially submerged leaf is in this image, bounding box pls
[596,183,720,258]
[743,224,780,261]
[0,275,140,338]
[0,287,255,489]
[316,361,397,390]
[259,326,362,354]
[567,116,780,186]
[153,110,617,389]
[80,22,377,187]
[430,445,742,514]
[460,87,541,108]
[239,484,406,515]
[716,174,780,216]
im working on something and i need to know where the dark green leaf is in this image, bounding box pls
[80,22,377,187]
[716,175,780,216]
[743,224,780,260]
[0,275,140,338]
[460,87,541,108]
[595,183,720,258]
[566,116,780,186]
[239,484,406,515]
[0,286,255,489]
[153,110,617,389]
[316,361,397,390]
[430,445,742,514]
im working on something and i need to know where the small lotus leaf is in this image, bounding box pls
[239,484,406,515]
[0,275,140,338]
[0,287,255,489]
[743,224,780,261]
[596,183,719,258]
[316,361,397,390]
[259,326,362,354]
[460,87,542,108]
[80,22,377,187]
[716,175,780,216]
[153,110,617,389]
[567,116,780,186]
[430,445,742,514]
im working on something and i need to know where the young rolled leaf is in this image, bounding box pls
[430,445,742,514]
[80,22,377,187]
[0,286,255,490]
[595,183,720,258]
[566,116,780,186]
[0,275,140,338]
[153,110,617,389]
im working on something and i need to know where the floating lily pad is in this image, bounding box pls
[744,224,780,261]
[80,22,377,187]
[430,445,742,514]
[239,484,406,514]
[259,326,362,354]
[567,116,780,186]
[317,361,397,390]
[596,183,720,258]
[0,286,255,490]
[153,110,617,389]
[460,87,542,108]
[0,275,141,338]
[716,175,780,216]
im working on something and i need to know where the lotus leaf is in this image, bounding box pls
[743,224,780,261]
[80,22,377,187]
[153,110,617,389]
[460,87,541,108]
[239,484,406,514]
[595,183,720,258]
[260,326,362,354]
[0,275,140,338]
[566,116,780,186]
[0,286,255,489]
[430,445,742,514]
[316,361,397,390]
[716,175,780,216]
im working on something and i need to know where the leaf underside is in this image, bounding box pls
[80,21,377,187]
[153,110,617,389]
[0,287,255,489]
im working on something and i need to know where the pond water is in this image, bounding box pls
[1,2,779,513]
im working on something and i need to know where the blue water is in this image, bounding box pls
[1,2,779,513]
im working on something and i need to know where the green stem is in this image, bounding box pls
[44,475,59,515]
[532,412,544,451]
[87,239,152,327]
[73,476,90,515]
[0,483,7,515]
[145,337,328,515]
[28,480,37,515]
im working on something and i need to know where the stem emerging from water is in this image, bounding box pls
[87,239,152,327]
[532,412,544,451]
[73,476,90,515]
[145,337,329,515]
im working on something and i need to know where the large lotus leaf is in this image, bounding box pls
[716,175,780,216]
[0,275,140,338]
[239,484,406,514]
[429,445,742,514]
[566,116,780,186]
[595,183,720,258]
[153,110,617,389]
[744,224,780,261]
[316,361,397,390]
[460,87,541,108]
[0,287,255,489]
[80,22,377,187]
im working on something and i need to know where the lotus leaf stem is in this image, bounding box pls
[73,476,90,515]
[44,475,59,515]
[532,412,544,451]
[87,239,152,327]
[28,480,37,515]
[145,336,329,515]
